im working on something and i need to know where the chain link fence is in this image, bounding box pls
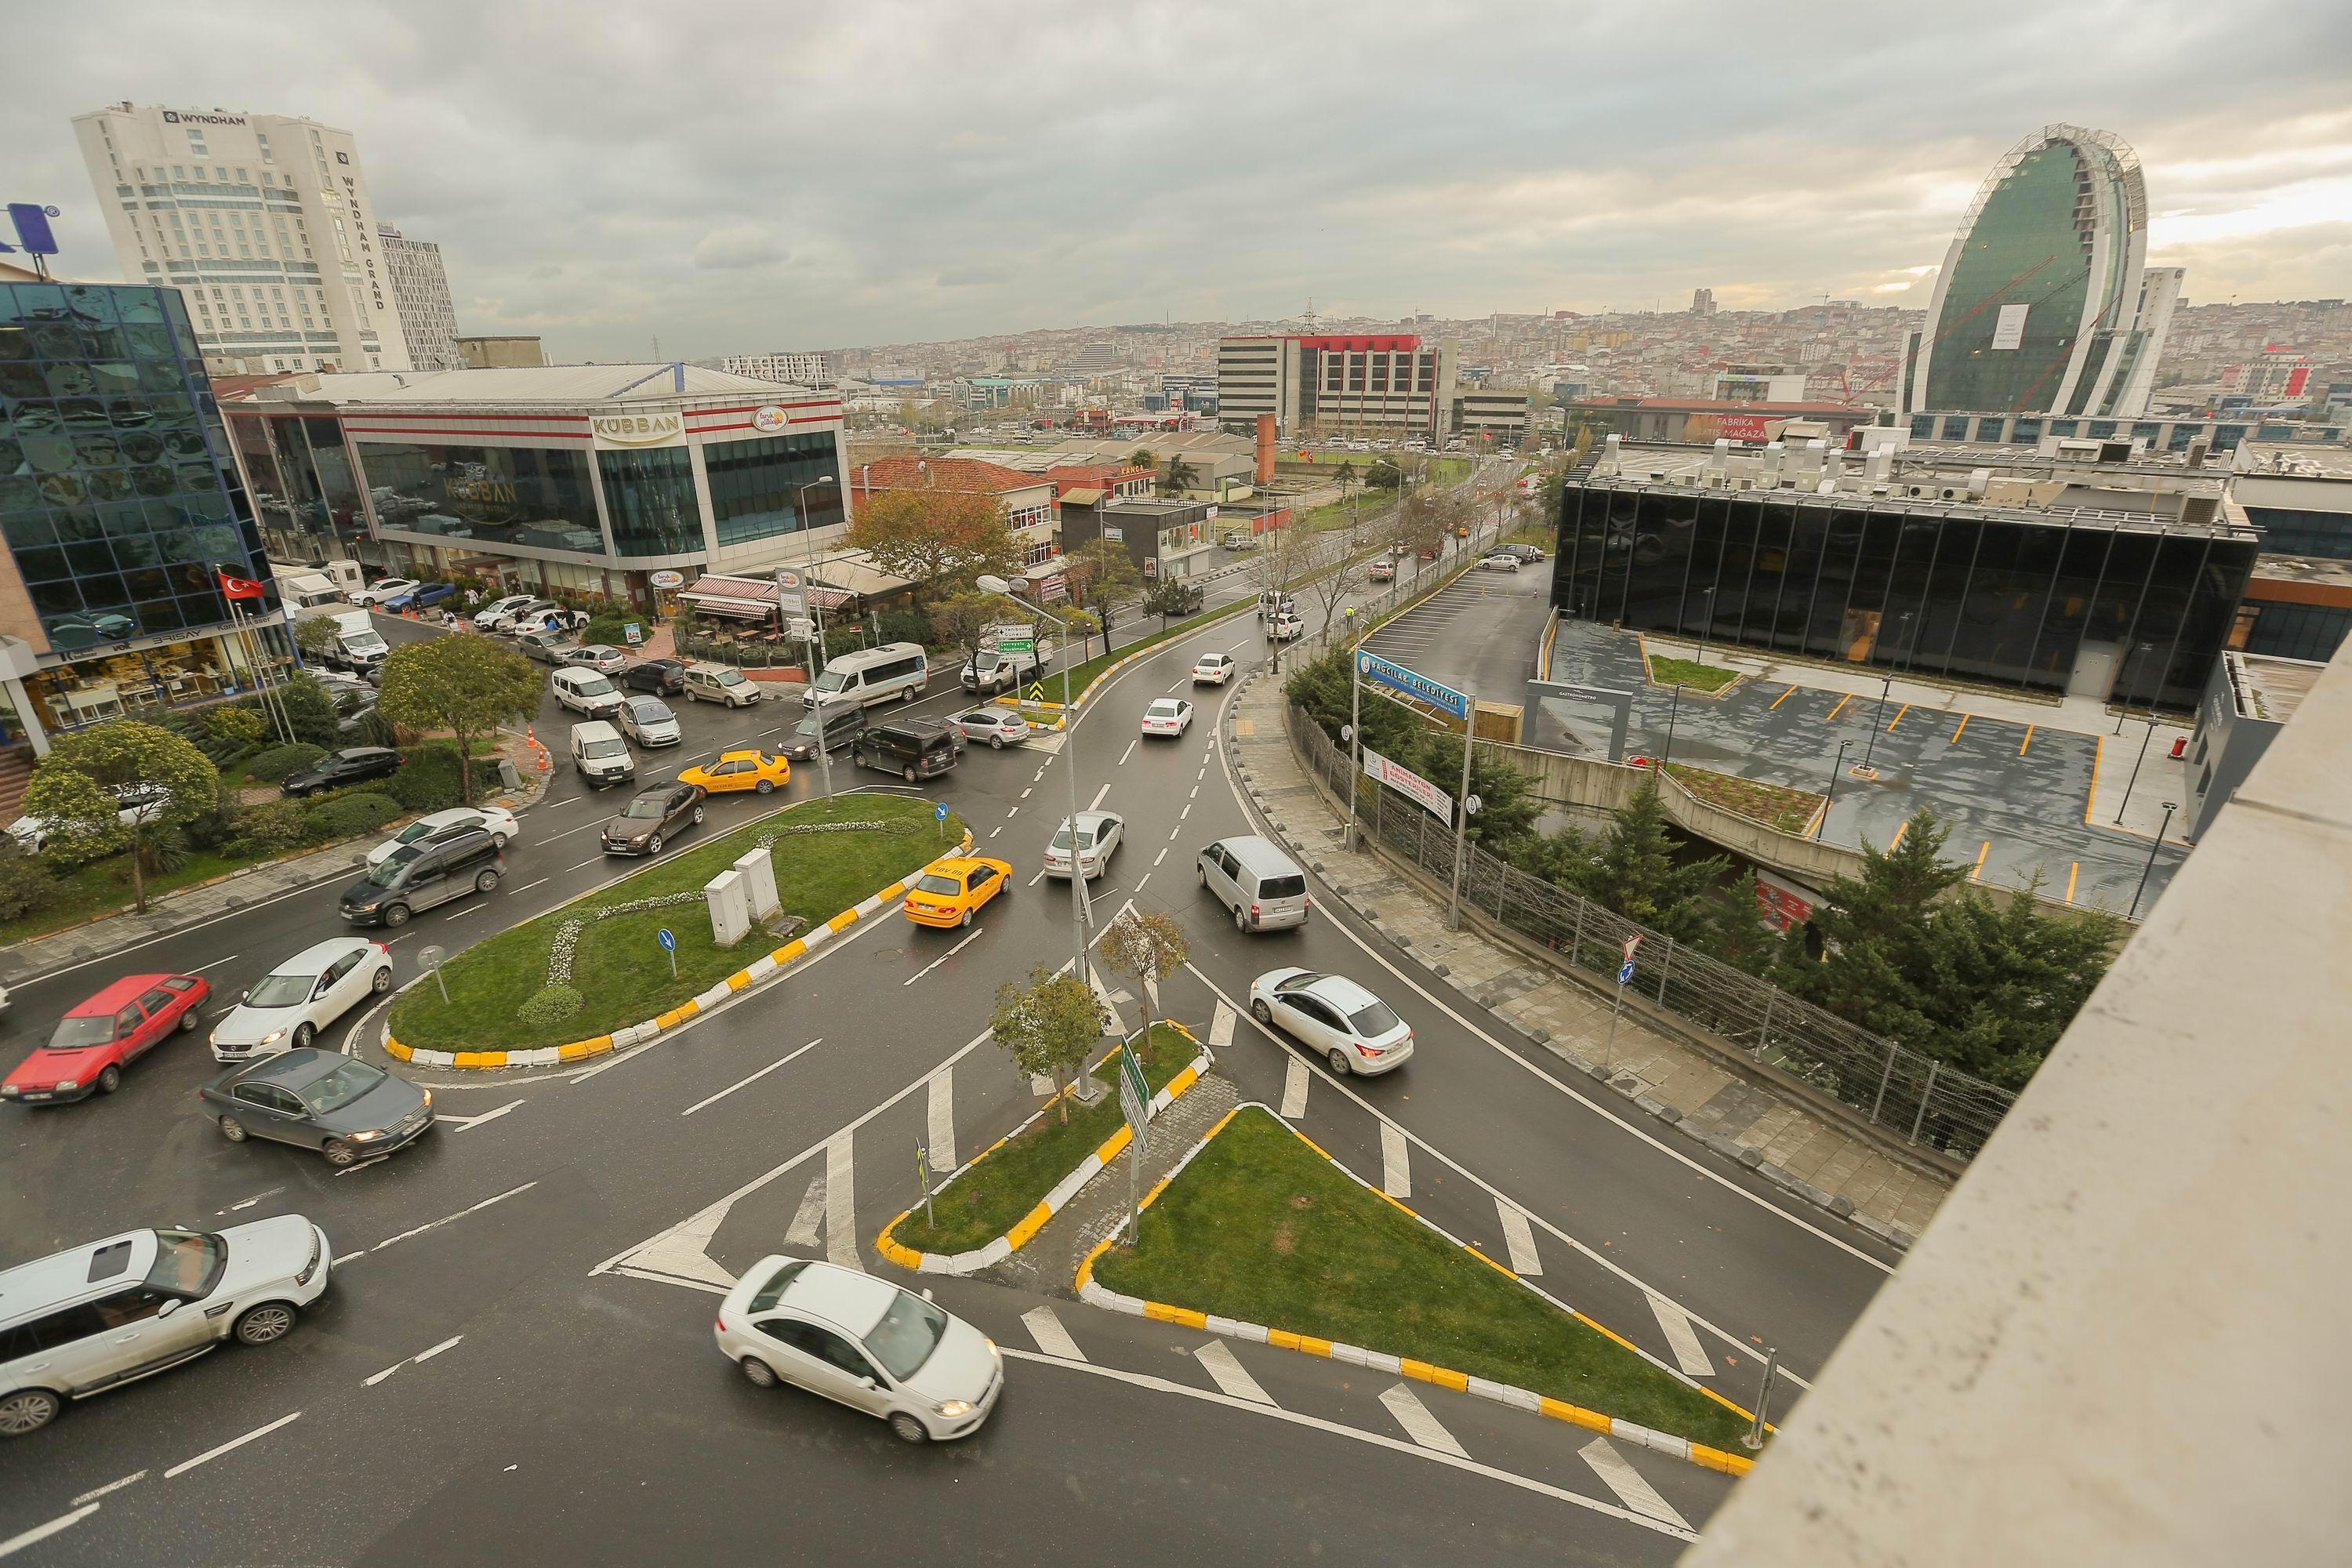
[1283,700,2015,1161]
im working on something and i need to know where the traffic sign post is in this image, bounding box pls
[935,800,949,841]
[1605,935,1642,1071]
[418,944,448,1005]
[1118,1042,1149,1242]
[915,1144,937,1229]
[657,927,677,979]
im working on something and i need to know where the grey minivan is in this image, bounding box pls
[1198,835,1310,931]
[338,827,504,927]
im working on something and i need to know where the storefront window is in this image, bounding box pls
[597,446,701,556]
[357,439,603,554]
[702,433,840,548]
[22,625,290,733]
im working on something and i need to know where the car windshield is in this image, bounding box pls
[864,1288,951,1382]
[144,1229,226,1296]
[1348,1000,1403,1036]
[792,717,825,738]
[245,972,318,1008]
[574,676,617,696]
[583,737,626,757]
[914,873,962,896]
[622,797,669,818]
[813,670,850,692]
[45,1014,118,1048]
[299,1058,388,1115]
[368,847,421,886]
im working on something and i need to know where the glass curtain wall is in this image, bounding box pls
[702,432,841,548]
[597,447,701,556]
[356,440,603,554]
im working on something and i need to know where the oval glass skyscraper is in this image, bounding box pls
[1901,125,2180,420]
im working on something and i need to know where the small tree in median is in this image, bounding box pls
[1101,909,1189,1049]
[992,966,1102,1125]
[1142,578,1203,628]
[23,719,219,911]
[377,635,541,806]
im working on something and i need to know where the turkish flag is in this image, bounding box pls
[218,570,266,600]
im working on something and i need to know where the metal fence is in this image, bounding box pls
[1284,700,2016,1161]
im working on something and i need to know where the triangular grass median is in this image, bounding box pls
[1094,1105,1750,1451]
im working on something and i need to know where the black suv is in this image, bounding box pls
[282,747,403,797]
[338,827,505,927]
[623,659,687,696]
[852,719,960,782]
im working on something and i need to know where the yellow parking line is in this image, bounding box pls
[1951,714,1970,742]
[1826,693,1853,723]
[2018,724,2034,755]
[1889,820,1909,851]
[2085,735,2101,823]
[2064,862,2079,903]
[1886,702,1910,731]
[1970,840,1989,881]
[1768,684,1798,711]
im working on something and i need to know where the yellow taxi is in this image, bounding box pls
[677,749,791,795]
[903,855,1014,929]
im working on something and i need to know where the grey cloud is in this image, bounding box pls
[691,223,788,270]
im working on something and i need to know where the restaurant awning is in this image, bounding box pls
[677,574,779,620]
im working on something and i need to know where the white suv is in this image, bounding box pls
[0,1218,332,1437]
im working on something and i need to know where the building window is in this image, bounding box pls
[2010,418,2041,445]
[1912,415,1937,438]
[348,437,601,554]
[597,446,702,556]
[1940,416,1971,441]
[702,432,842,547]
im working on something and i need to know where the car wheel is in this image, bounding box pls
[739,1356,779,1388]
[1233,906,1249,932]
[959,906,975,929]
[372,966,393,994]
[322,1138,359,1167]
[1250,999,1272,1025]
[383,902,411,927]
[756,779,775,796]
[219,1116,249,1143]
[234,1302,298,1345]
[1197,866,1207,886]
[991,735,1004,750]
[0,1388,62,1437]
[476,869,500,892]
[691,806,705,825]
[292,1022,315,1050]
[646,834,664,855]
[902,684,916,704]
[96,1064,122,1094]
[903,765,920,784]
[1327,1047,1352,1076]
[180,1007,202,1032]
[889,1411,930,1445]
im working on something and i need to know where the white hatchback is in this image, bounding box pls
[1142,698,1193,737]
[1248,967,1415,1076]
[365,806,518,867]
[209,938,395,1062]
[715,1257,1003,1444]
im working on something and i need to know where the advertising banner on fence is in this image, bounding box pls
[1363,745,1453,826]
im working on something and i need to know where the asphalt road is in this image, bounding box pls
[0,462,1875,1565]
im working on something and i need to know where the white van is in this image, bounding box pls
[568,720,635,788]
[1198,835,1311,932]
[804,642,928,710]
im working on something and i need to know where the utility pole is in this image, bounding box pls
[2128,803,2177,921]
[792,476,840,800]
[1345,648,1363,852]
[1817,739,1852,840]
[1445,683,1479,931]
[1858,670,1895,774]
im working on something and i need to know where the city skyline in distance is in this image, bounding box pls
[9,0,2347,363]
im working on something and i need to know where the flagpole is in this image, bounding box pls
[223,575,294,744]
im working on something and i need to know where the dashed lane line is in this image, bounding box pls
[162,1410,302,1479]
[1117,738,1139,766]
[1089,782,1112,811]
[681,1038,825,1117]
[904,927,985,986]
[0,1504,102,1559]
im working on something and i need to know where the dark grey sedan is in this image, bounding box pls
[199,1049,432,1167]
[601,782,705,856]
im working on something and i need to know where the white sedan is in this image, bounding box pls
[351,578,420,607]
[365,806,519,868]
[1045,811,1123,880]
[1191,653,1235,686]
[9,786,169,854]
[1247,967,1415,1077]
[1142,698,1194,737]
[949,708,1032,750]
[1476,553,1523,572]
[209,938,396,1062]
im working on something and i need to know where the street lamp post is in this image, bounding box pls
[1817,739,1853,840]
[980,572,1093,1023]
[790,475,841,800]
[1857,670,1895,774]
[2127,802,2178,921]
[1692,585,1719,672]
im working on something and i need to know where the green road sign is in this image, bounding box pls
[998,637,1033,655]
[1118,1042,1149,1138]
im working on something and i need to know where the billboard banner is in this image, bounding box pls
[1991,303,2031,351]
[1363,746,1453,826]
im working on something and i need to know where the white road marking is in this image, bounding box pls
[1153,847,1168,866]
[0,1504,102,1559]
[903,925,983,985]
[1089,782,1112,810]
[1379,1383,1468,1457]
[365,1181,538,1256]
[1580,1436,1690,1530]
[68,1472,145,1507]
[1116,738,1138,767]
[1135,873,1151,892]
[1019,787,1031,799]
[163,1410,302,1479]
[783,1174,827,1250]
[1179,803,1192,821]
[1169,825,1182,840]
[825,1130,860,1269]
[215,1185,285,1216]
[564,855,602,872]
[1194,1341,1277,1406]
[1029,1074,1055,1096]
[1497,1199,1542,1275]
[188,953,242,973]
[988,826,1003,839]
[1210,1000,1236,1048]
[332,1155,390,1178]
[1006,807,1018,818]
[681,1036,827,1116]
[927,1067,956,1170]
[412,1333,463,1364]
[1189,785,1199,800]
[1281,1058,1310,1119]
[439,1100,526,1133]
[1381,1121,1410,1197]
[444,905,484,919]
[1647,1294,1715,1377]
[513,877,549,894]
[1021,1305,1087,1361]
[1028,868,1047,886]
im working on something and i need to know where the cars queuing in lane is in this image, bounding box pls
[366,807,518,866]
[1142,698,1195,737]
[1044,811,1123,880]
[679,750,791,796]
[949,707,1030,750]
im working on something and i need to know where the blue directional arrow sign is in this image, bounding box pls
[1356,649,1468,720]
[657,928,677,953]
[1617,960,1636,985]
[935,803,949,822]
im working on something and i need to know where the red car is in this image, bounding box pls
[0,974,212,1105]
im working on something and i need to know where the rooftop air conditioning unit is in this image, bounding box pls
[1939,486,1965,501]
[1905,484,1933,499]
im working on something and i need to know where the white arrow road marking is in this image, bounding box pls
[782,1174,826,1250]
[825,1131,860,1270]
[1209,1000,1236,1048]
[1381,1121,1411,1198]
[163,1410,302,1479]
[0,1504,102,1559]
[1021,1306,1086,1362]
[1497,1199,1541,1275]
[1647,1294,1714,1377]
[1579,1436,1690,1530]
[1281,1058,1310,1120]
[1194,1341,1277,1406]
[438,1100,525,1133]
[613,1196,739,1292]
[1378,1384,1467,1457]
[927,1068,956,1171]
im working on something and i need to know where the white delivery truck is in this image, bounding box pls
[960,622,1054,695]
[298,607,392,675]
[271,564,347,611]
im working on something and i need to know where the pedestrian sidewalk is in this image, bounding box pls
[0,727,554,989]
[1227,672,1951,1248]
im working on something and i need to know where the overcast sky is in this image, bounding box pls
[10,1,2349,360]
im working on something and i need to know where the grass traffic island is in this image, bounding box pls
[1090,1105,1753,1455]
[884,1024,1204,1259]
[1662,763,1822,837]
[1646,655,1740,693]
[388,793,960,1054]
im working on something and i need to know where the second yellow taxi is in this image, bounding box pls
[677,749,792,795]
[902,855,1014,929]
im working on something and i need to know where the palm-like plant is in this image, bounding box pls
[1161,455,1198,494]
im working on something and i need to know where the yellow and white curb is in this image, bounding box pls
[384,827,975,1070]
[1073,1102,1759,1479]
[873,1025,1213,1275]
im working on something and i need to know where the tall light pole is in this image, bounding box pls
[1857,670,1895,775]
[1692,584,1719,673]
[789,475,840,800]
[980,572,1092,1014]
[2127,802,2177,921]
[1817,739,1852,840]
